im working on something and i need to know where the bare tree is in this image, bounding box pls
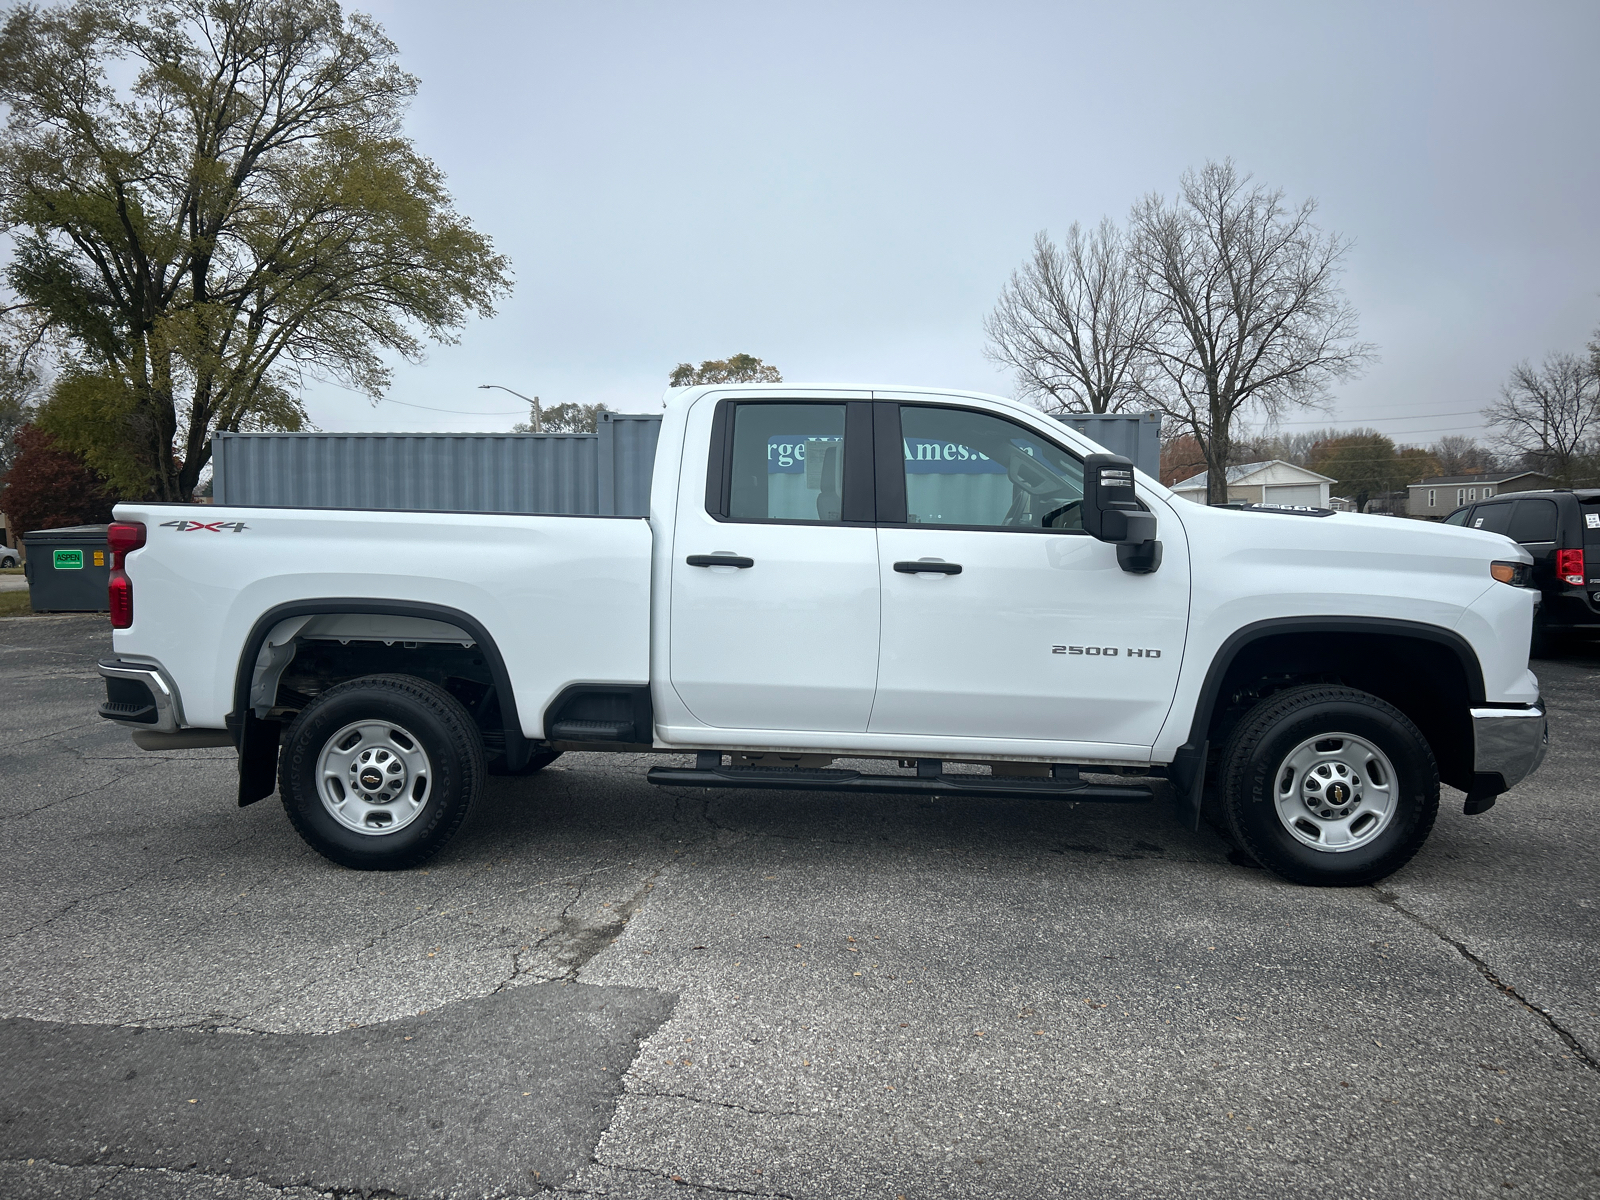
[1430,435,1498,477]
[1129,161,1374,504]
[1484,353,1599,484]
[984,223,1156,413]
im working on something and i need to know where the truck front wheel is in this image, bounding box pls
[1219,685,1439,886]
[279,674,485,870]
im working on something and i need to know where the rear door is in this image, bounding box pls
[667,397,881,733]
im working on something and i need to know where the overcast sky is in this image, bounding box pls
[305,0,1600,448]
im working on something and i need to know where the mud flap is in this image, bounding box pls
[1169,741,1208,831]
[228,711,282,807]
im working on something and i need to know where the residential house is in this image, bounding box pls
[1169,460,1337,507]
[1405,471,1550,520]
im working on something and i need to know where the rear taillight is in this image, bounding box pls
[107,522,143,629]
[107,521,145,568]
[1557,548,1584,586]
[109,572,133,628]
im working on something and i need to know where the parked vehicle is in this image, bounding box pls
[0,540,18,568]
[94,384,1548,886]
[1443,488,1600,652]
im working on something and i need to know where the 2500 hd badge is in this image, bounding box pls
[1052,645,1163,658]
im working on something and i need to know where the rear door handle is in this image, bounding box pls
[894,561,962,575]
[687,554,754,568]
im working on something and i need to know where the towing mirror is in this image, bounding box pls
[1081,453,1161,574]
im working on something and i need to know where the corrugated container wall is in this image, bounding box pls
[211,411,662,517]
[1051,411,1162,478]
[209,408,1155,516]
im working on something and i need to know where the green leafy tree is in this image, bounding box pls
[1310,430,1407,513]
[513,401,607,434]
[0,0,511,502]
[669,353,782,388]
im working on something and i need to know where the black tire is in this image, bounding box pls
[0,556,15,568]
[1219,685,1439,887]
[488,748,564,777]
[279,674,485,870]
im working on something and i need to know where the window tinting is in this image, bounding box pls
[726,403,847,522]
[1584,501,1600,546]
[1507,498,1558,544]
[1443,508,1470,526]
[1469,502,1512,535]
[897,406,1084,530]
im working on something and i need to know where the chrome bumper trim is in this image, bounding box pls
[97,658,186,734]
[1469,702,1548,791]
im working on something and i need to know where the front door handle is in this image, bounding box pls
[894,560,962,575]
[687,554,754,568]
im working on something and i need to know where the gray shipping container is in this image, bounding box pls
[1052,411,1162,478]
[209,406,1159,517]
[212,411,663,517]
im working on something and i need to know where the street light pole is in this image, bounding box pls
[479,384,542,432]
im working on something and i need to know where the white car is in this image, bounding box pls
[94,383,1548,885]
[0,540,18,568]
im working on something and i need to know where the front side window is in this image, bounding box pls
[1470,502,1512,534]
[897,406,1084,531]
[724,403,847,522]
[1443,508,1470,526]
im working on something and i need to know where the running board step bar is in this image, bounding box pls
[646,760,1153,803]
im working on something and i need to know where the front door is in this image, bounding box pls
[668,398,880,734]
[869,402,1189,749]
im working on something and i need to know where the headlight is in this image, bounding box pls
[1490,561,1532,587]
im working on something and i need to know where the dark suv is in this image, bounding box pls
[1444,488,1600,649]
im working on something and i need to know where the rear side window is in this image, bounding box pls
[1583,500,1600,546]
[1442,509,1469,526]
[1468,502,1512,535]
[1507,498,1558,544]
[721,402,848,523]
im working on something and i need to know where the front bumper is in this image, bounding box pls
[1469,701,1549,793]
[97,658,185,733]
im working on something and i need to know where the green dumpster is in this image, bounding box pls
[23,525,111,613]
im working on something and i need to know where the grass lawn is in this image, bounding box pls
[0,590,34,617]
[0,565,24,575]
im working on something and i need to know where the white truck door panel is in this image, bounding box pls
[872,528,1186,744]
[869,401,1188,747]
[668,398,880,733]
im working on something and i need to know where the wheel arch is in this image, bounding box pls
[229,599,532,787]
[1185,617,1485,795]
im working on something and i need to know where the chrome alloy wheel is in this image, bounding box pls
[1273,732,1398,853]
[315,720,432,836]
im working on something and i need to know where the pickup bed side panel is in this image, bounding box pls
[110,505,654,734]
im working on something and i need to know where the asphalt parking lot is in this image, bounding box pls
[2,615,1597,1200]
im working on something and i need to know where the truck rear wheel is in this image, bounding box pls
[279,674,485,870]
[1219,685,1439,886]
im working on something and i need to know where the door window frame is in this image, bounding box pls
[704,398,876,526]
[872,401,1094,536]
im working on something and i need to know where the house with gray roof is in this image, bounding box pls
[1405,471,1550,520]
[1169,460,1336,508]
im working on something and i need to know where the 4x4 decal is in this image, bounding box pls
[160,519,248,533]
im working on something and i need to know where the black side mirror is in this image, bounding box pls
[1081,453,1161,574]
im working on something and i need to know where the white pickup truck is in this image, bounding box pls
[97,384,1548,885]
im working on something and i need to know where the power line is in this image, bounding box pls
[375,396,526,416]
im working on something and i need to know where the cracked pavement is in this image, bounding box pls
[1,614,1598,1199]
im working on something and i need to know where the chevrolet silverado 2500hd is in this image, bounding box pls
[95,384,1549,885]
